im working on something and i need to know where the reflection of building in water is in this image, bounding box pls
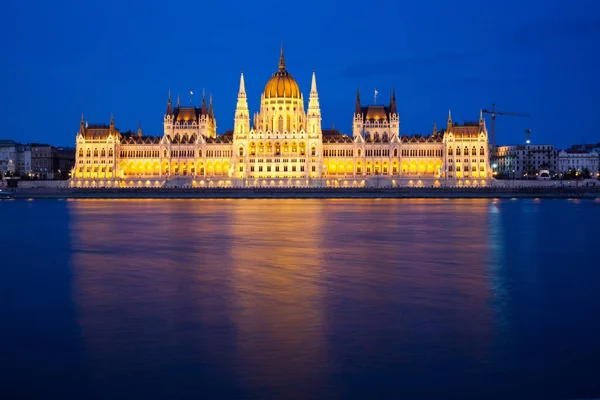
[68,200,245,395]
[317,199,495,361]
[70,46,492,189]
[228,200,329,397]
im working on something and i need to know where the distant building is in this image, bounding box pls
[16,143,32,175]
[491,144,558,179]
[1,140,74,179]
[55,147,76,179]
[558,148,600,178]
[31,144,56,179]
[0,140,17,175]
[1,140,32,176]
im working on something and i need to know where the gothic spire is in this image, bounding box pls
[137,123,142,137]
[177,93,180,108]
[310,68,318,94]
[447,110,453,130]
[166,89,173,115]
[355,87,361,114]
[390,86,397,114]
[239,70,246,95]
[201,89,207,113]
[279,43,286,71]
[208,93,214,118]
[80,112,85,133]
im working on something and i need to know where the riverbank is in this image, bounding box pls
[3,187,600,199]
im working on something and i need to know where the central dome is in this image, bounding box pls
[264,47,301,99]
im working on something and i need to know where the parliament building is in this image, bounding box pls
[71,48,492,188]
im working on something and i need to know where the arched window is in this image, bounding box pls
[383,133,389,141]
[108,149,113,157]
[464,165,469,171]
[286,115,291,132]
[278,116,284,133]
[472,147,477,156]
[448,147,453,156]
[394,148,398,157]
[456,148,461,156]
[292,142,297,153]
[93,149,98,157]
[275,142,281,155]
[311,146,316,156]
[449,166,454,171]
[239,147,244,156]
[78,149,83,157]
[101,149,106,157]
[464,147,469,156]
[374,132,380,141]
[358,149,362,157]
[480,147,485,156]
[163,149,168,158]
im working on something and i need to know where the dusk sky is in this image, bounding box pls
[3,0,599,148]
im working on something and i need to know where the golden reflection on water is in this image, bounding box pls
[68,199,496,396]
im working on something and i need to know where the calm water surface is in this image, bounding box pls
[1,198,600,399]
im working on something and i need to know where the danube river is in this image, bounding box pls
[1,199,600,399]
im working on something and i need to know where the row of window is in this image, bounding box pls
[80,149,114,157]
[249,159,306,163]
[402,149,443,157]
[448,166,486,172]
[448,159,487,164]
[249,165,308,173]
[448,147,485,156]
[79,160,114,164]
[119,151,161,158]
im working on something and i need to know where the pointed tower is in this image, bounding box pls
[79,112,85,134]
[176,93,181,108]
[201,90,207,114]
[479,109,484,130]
[306,69,322,137]
[166,89,172,115]
[353,87,364,138]
[447,110,453,131]
[209,94,214,119]
[234,70,250,137]
[279,43,286,71]
[137,123,142,138]
[389,87,399,136]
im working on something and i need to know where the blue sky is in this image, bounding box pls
[3,0,599,148]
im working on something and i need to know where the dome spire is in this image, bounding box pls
[279,42,286,71]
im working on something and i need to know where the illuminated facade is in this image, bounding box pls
[71,48,492,188]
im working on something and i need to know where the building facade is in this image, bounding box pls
[492,144,558,179]
[558,149,600,178]
[71,48,492,188]
[1,140,32,176]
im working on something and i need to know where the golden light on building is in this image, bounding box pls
[71,47,492,188]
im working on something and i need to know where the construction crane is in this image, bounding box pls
[482,104,530,147]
